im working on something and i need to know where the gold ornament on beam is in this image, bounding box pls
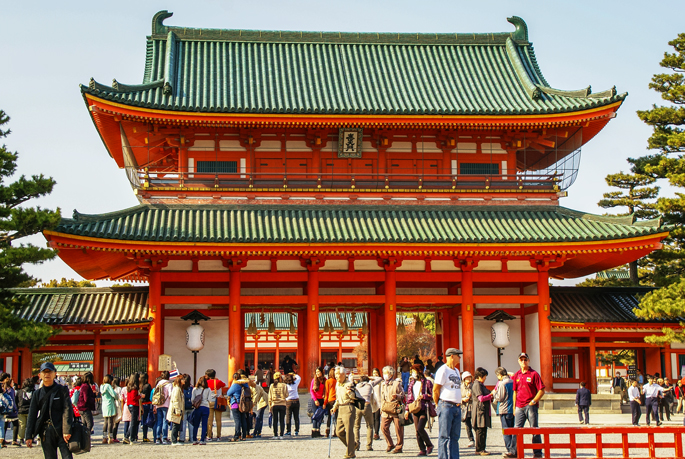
[361,313,369,335]
[268,314,276,334]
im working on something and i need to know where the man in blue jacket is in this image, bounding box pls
[575,381,592,425]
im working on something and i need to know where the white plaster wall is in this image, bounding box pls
[164,316,229,382]
[525,313,541,371]
[473,316,522,386]
[672,354,680,379]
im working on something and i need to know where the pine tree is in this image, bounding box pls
[0,110,61,350]
[635,33,685,287]
[633,34,685,343]
[41,278,96,288]
[597,167,659,283]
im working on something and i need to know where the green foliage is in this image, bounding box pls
[111,282,133,287]
[0,110,61,351]
[396,314,436,365]
[634,33,685,287]
[597,165,660,284]
[634,279,685,344]
[575,276,635,287]
[32,352,59,376]
[598,170,659,219]
[41,278,96,288]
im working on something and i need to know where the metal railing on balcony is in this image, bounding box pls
[137,169,563,193]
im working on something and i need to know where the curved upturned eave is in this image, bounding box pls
[81,83,626,118]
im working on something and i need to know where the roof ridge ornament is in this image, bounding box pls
[507,16,528,42]
[153,10,173,35]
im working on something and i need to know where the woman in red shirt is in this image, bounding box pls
[125,374,142,444]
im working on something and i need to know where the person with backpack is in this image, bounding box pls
[0,380,15,448]
[1,374,19,447]
[249,378,267,438]
[204,369,226,442]
[76,372,95,437]
[354,374,382,452]
[153,371,172,444]
[493,367,516,458]
[190,376,211,445]
[24,363,74,459]
[180,374,194,443]
[16,378,36,446]
[226,373,251,441]
[284,372,301,436]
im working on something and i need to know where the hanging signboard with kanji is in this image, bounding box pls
[338,128,363,158]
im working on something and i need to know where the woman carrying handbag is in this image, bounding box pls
[167,376,185,446]
[405,364,435,456]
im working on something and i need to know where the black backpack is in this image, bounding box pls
[238,385,253,413]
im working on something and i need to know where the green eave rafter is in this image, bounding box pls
[80,12,626,116]
[51,204,666,245]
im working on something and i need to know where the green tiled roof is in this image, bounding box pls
[81,12,624,116]
[549,286,682,323]
[54,204,665,244]
[12,287,150,325]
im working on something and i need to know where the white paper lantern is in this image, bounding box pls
[186,323,205,351]
[491,321,510,349]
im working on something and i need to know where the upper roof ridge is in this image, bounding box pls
[149,10,532,46]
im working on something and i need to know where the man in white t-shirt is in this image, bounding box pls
[433,348,463,459]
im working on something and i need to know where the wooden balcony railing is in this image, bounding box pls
[137,169,562,192]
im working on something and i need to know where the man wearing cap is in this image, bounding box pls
[433,348,463,459]
[513,353,545,458]
[25,363,74,459]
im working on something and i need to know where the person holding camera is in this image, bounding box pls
[24,363,74,459]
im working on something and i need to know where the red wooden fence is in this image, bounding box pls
[503,426,685,459]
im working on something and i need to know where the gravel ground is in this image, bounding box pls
[3,396,684,458]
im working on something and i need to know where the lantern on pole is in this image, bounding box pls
[181,309,211,383]
[484,310,516,368]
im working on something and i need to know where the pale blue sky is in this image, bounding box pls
[1,1,681,285]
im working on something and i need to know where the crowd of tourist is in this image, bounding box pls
[3,356,685,459]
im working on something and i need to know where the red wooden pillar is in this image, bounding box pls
[520,286,527,353]
[589,329,597,393]
[93,331,102,383]
[435,312,443,359]
[147,270,162,375]
[20,348,32,381]
[305,267,320,387]
[368,311,377,371]
[383,264,398,368]
[228,264,243,384]
[537,270,554,393]
[460,263,475,374]
[664,344,673,379]
[375,309,386,371]
[11,351,19,381]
